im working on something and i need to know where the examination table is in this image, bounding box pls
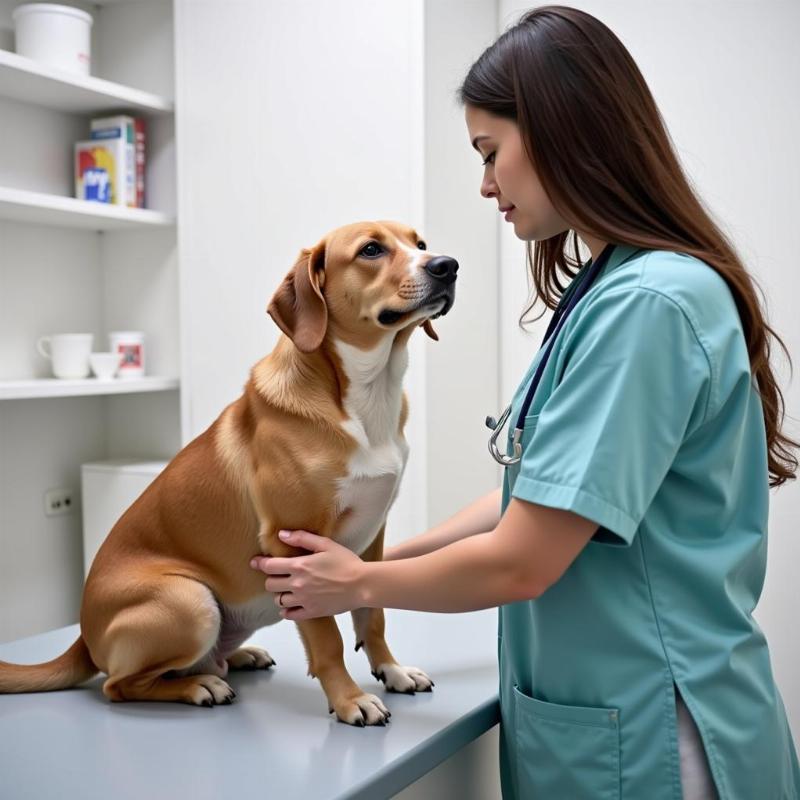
[0,607,499,799]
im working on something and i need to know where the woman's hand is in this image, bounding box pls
[250,530,369,621]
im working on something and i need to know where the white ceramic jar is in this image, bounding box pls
[109,331,145,379]
[13,3,93,76]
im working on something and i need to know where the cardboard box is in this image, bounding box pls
[88,114,139,207]
[74,138,130,205]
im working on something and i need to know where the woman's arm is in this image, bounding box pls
[360,499,598,613]
[383,487,502,560]
[259,498,599,620]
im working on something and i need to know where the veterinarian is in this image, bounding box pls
[250,6,800,798]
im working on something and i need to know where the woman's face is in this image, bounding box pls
[464,104,568,242]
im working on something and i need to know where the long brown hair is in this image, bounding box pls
[459,5,797,487]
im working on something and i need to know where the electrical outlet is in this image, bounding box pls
[44,488,75,517]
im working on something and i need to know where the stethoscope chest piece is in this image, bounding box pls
[486,405,523,466]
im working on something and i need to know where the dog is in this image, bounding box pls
[0,221,457,727]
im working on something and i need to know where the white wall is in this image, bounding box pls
[498,0,800,737]
[176,0,431,541]
[175,4,502,795]
[423,0,502,528]
[175,0,503,549]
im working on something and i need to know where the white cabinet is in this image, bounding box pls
[80,459,167,579]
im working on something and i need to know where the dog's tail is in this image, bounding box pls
[0,636,98,693]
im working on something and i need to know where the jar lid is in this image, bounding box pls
[13,4,94,26]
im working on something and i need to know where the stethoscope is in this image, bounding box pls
[486,243,618,466]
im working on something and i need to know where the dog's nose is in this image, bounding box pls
[424,256,459,285]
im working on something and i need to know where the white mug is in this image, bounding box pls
[37,333,94,379]
[109,331,145,379]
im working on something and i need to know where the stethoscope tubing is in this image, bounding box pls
[487,243,618,467]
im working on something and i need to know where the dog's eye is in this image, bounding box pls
[359,242,384,259]
[417,241,427,250]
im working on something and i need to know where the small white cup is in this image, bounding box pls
[109,331,145,379]
[89,351,122,380]
[37,333,93,379]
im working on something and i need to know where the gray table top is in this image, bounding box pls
[0,608,500,800]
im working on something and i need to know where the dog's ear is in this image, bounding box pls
[267,244,328,353]
[421,320,439,341]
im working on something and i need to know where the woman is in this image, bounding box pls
[250,6,799,798]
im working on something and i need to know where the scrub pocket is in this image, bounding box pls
[512,684,621,799]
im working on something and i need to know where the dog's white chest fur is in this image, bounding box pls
[333,337,410,555]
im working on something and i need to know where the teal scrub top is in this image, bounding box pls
[498,244,800,799]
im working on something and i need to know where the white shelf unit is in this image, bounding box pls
[0,185,175,230]
[0,41,176,232]
[0,47,174,115]
[0,376,179,400]
[0,0,182,583]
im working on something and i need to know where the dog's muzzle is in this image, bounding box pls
[378,255,458,325]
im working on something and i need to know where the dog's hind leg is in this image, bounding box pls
[99,575,235,706]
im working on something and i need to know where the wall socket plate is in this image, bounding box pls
[44,488,75,517]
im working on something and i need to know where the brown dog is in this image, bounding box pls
[0,220,457,726]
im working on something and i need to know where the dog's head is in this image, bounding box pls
[267,221,457,353]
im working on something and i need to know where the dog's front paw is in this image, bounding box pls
[330,690,392,727]
[372,663,434,694]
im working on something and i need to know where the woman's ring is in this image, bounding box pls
[279,591,286,607]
